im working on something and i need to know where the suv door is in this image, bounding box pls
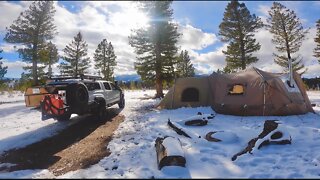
[109,82,121,103]
[85,82,103,102]
[103,82,112,103]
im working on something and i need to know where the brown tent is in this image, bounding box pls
[157,67,314,116]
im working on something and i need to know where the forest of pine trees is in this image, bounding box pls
[1,1,320,92]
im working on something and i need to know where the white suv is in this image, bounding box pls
[40,76,125,121]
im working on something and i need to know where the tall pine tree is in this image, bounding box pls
[176,50,195,78]
[0,49,8,80]
[4,1,57,85]
[219,0,263,72]
[59,32,90,76]
[39,41,59,77]
[129,1,180,98]
[267,2,308,73]
[94,39,117,81]
[314,19,320,63]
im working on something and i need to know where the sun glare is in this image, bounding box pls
[128,6,149,29]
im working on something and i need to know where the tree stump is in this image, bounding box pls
[155,136,186,170]
[168,119,191,138]
[185,119,208,126]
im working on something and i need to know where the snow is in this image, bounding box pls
[0,90,320,178]
[279,74,301,93]
[161,136,184,157]
[0,91,25,104]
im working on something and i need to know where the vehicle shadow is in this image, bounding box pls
[0,103,29,118]
[0,107,123,173]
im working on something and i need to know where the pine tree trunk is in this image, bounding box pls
[103,46,106,80]
[281,16,291,70]
[32,44,38,86]
[48,51,52,77]
[155,72,164,98]
[32,60,38,85]
[155,39,164,98]
[240,40,246,70]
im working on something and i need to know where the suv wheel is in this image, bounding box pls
[118,94,125,109]
[66,83,89,114]
[97,104,107,120]
[56,112,71,121]
[94,98,107,121]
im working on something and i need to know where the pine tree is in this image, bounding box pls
[129,1,180,98]
[0,49,8,79]
[4,1,57,85]
[267,2,309,73]
[39,41,59,77]
[176,50,195,78]
[94,39,117,81]
[59,32,90,76]
[314,19,320,63]
[219,0,263,72]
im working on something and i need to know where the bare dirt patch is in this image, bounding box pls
[0,107,125,176]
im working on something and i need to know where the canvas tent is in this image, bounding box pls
[157,67,314,116]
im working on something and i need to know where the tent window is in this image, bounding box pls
[228,84,245,95]
[181,88,199,102]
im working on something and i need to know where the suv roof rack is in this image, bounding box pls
[50,74,103,82]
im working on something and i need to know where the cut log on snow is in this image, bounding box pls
[168,119,191,138]
[175,112,214,127]
[205,131,222,142]
[155,136,186,170]
[232,120,292,161]
[185,119,208,126]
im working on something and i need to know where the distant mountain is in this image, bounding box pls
[1,77,20,81]
[115,74,141,82]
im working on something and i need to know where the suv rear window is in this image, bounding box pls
[104,82,111,90]
[110,83,117,90]
[85,82,101,91]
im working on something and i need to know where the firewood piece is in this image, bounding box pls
[184,119,208,126]
[232,120,290,161]
[168,119,191,138]
[205,131,222,142]
[155,136,186,170]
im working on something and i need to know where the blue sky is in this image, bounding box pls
[0,1,320,78]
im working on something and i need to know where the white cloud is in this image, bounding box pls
[1,59,29,78]
[187,44,227,74]
[257,5,269,17]
[0,43,25,53]
[0,1,32,32]
[178,24,217,51]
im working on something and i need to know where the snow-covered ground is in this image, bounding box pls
[0,90,320,178]
[0,91,25,104]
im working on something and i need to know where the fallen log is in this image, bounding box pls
[231,120,291,161]
[168,119,191,138]
[155,136,186,170]
[205,131,222,142]
[184,119,208,126]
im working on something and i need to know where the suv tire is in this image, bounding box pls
[94,98,107,121]
[66,83,89,114]
[118,94,125,109]
[56,112,71,121]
